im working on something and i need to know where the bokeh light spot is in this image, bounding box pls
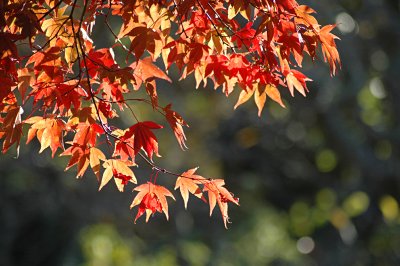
[336,12,356,34]
[315,149,337,173]
[343,191,370,217]
[286,122,306,142]
[369,77,386,99]
[235,127,260,148]
[370,50,389,72]
[379,195,399,222]
[330,208,349,229]
[296,237,315,254]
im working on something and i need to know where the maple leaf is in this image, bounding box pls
[203,179,239,228]
[89,147,106,181]
[264,84,286,108]
[70,123,104,147]
[234,87,255,110]
[61,145,90,178]
[122,26,163,60]
[130,57,172,108]
[190,10,210,31]
[131,56,172,89]
[113,137,136,162]
[255,84,286,116]
[175,167,206,209]
[319,25,341,75]
[99,159,137,192]
[145,80,159,109]
[99,81,127,105]
[0,106,23,156]
[26,46,62,71]
[98,100,117,119]
[17,68,34,103]
[131,182,175,223]
[232,22,256,49]
[60,144,105,179]
[25,116,65,157]
[286,70,312,97]
[254,85,268,117]
[123,121,163,160]
[235,84,285,116]
[53,81,88,114]
[86,48,116,78]
[163,104,189,150]
[228,54,250,81]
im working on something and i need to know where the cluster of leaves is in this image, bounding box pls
[0,0,339,227]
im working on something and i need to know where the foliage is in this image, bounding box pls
[0,0,339,227]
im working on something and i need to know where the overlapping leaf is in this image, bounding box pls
[100,159,137,192]
[123,121,163,161]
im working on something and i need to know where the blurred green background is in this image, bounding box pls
[2,0,400,265]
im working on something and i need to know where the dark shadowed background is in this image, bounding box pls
[1,0,400,265]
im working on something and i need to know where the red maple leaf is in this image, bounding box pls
[232,22,256,49]
[123,121,163,160]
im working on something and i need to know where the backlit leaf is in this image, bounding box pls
[131,182,175,222]
[175,167,206,209]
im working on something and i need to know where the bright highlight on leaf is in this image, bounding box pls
[0,0,340,228]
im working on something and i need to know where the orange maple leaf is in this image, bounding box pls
[99,159,136,192]
[203,179,239,229]
[131,56,172,89]
[164,104,189,150]
[61,145,106,179]
[131,182,175,223]
[175,167,206,209]
[286,69,312,97]
[25,116,65,157]
[319,25,341,75]
[61,144,90,178]
[234,84,285,116]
